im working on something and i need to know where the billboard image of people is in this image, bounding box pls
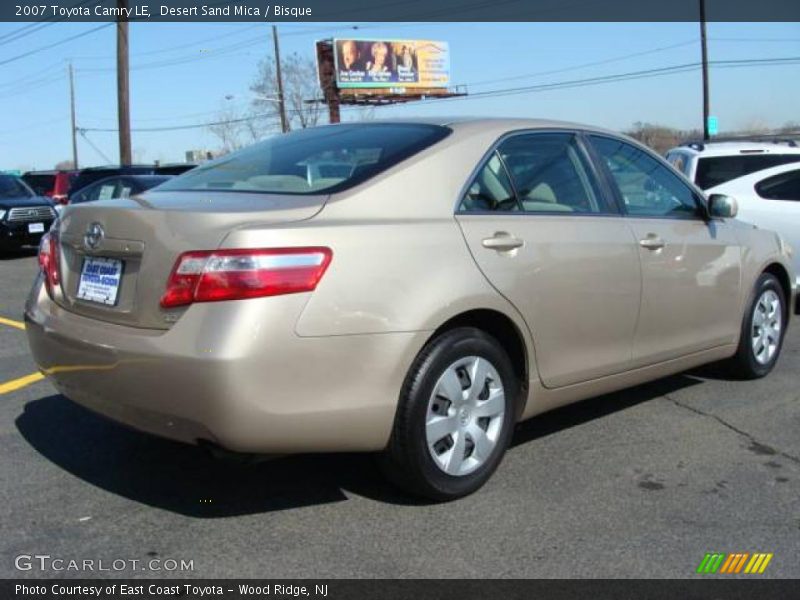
[334,39,450,88]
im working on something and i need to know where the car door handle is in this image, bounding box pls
[639,235,666,250]
[482,233,524,251]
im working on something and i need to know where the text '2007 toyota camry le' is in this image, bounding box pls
[25,119,796,500]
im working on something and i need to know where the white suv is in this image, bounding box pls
[665,140,800,190]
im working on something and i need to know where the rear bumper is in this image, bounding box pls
[25,276,426,453]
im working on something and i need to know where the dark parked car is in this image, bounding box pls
[0,174,56,253]
[22,170,78,205]
[67,165,159,201]
[67,164,194,200]
[68,174,173,205]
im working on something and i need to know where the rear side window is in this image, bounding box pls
[460,132,611,214]
[755,169,800,201]
[460,152,518,212]
[499,133,608,213]
[157,124,451,195]
[696,154,800,189]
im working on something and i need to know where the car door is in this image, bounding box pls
[456,131,641,388]
[587,134,742,367]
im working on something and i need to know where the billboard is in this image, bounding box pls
[333,39,450,89]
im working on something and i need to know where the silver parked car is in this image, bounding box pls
[26,119,796,500]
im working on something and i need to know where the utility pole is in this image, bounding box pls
[700,0,710,140]
[315,40,341,124]
[272,25,289,133]
[117,0,132,165]
[68,62,78,169]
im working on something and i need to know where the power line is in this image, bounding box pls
[0,23,113,68]
[70,23,265,60]
[79,112,283,133]
[75,24,371,72]
[74,55,800,134]
[0,0,95,46]
[0,73,65,99]
[459,39,699,88]
[0,60,66,89]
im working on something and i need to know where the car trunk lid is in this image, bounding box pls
[53,191,326,329]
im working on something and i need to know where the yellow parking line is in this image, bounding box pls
[0,372,44,395]
[0,316,25,331]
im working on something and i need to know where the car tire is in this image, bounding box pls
[728,273,787,379]
[381,327,518,501]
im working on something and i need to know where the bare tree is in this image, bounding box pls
[207,104,247,153]
[251,52,324,131]
[207,100,277,153]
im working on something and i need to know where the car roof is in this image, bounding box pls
[669,141,800,158]
[81,174,172,185]
[323,117,628,147]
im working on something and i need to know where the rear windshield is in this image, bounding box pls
[0,175,34,199]
[696,154,800,189]
[157,123,451,195]
[22,174,55,195]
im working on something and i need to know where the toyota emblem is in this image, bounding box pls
[84,222,105,250]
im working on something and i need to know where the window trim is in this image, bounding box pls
[586,133,710,222]
[454,128,623,218]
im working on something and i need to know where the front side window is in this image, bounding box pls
[590,135,701,219]
[755,169,800,201]
[156,124,451,196]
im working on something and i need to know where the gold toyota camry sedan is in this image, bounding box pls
[26,119,796,500]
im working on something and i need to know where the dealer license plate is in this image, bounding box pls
[76,257,123,306]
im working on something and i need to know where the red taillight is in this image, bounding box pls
[38,231,61,297]
[160,247,332,308]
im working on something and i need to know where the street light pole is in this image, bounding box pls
[272,25,289,133]
[117,0,132,165]
[68,62,79,169]
[700,0,710,140]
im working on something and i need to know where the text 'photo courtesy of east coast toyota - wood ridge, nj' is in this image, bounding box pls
[1,0,800,598]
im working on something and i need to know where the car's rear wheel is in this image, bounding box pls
[729,272,787,379]
[382,327,518,501]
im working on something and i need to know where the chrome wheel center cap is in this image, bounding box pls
[458,405,471,426]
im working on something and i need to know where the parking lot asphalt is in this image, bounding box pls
[1,250,798,579]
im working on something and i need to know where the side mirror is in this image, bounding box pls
[707,193,738,219]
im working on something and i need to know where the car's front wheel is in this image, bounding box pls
[729,272,787,379]
[382,327,518,501]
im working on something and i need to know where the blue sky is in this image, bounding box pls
[1,21,798,170]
